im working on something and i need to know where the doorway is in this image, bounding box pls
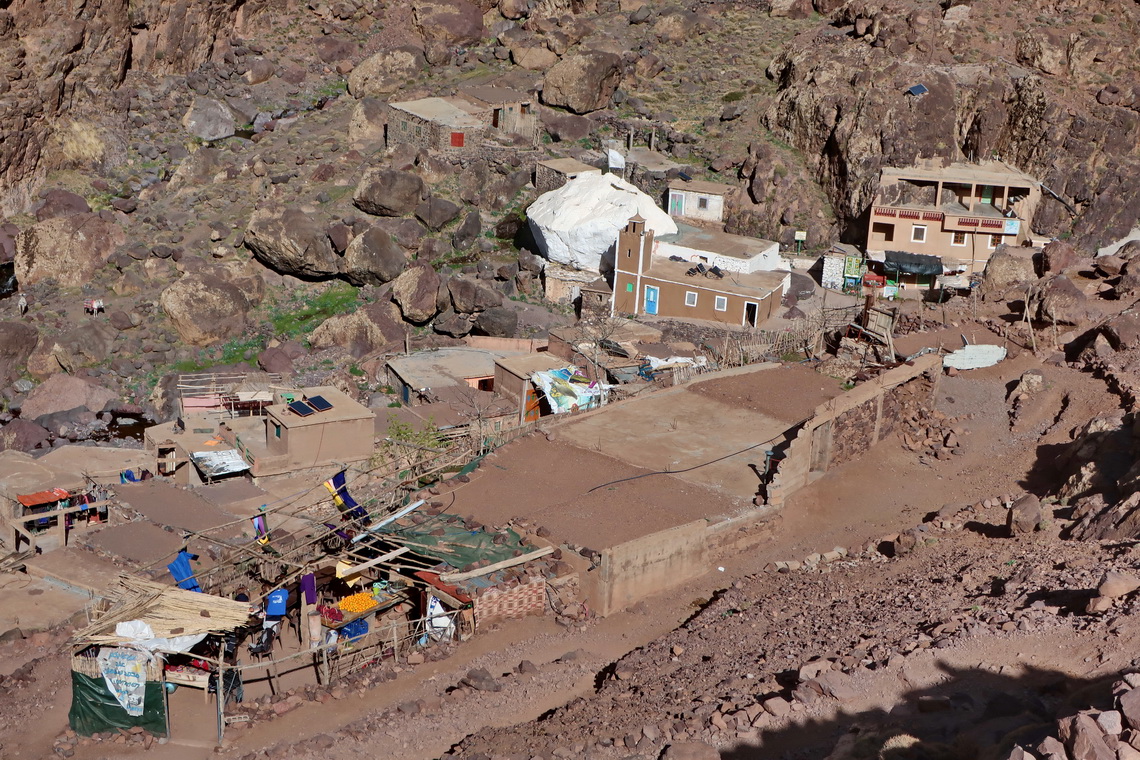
[644,286,659,316]
[744,302,759,328]
[668,192,684,216]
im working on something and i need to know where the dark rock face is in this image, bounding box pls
[0,322,38,384]
[342,227,408,285]
[15,214,125,288]
[0,418,51,452]
[245,206,341,278]
[472,306,518,338]
[449,276,503,314]
[412,0,484,63]
[354,168,425,217]
[0,1,259,207]
[763,16,1140,248]
[541,51,623,114]
[33,189,91,221]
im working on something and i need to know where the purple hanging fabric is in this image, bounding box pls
[300,573,317,605]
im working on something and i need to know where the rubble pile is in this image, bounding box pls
[896,399,968,464]
[892,313,944,336]
[444,497,1140,760]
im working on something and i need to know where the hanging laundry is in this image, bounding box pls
[251,515,270,545]
[323,471,368,522]
[299,573,317,605]
[167,551,202,592]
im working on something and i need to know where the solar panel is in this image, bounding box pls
[906,84,928,96]
[288,401,316,417]
[306,395,333,412]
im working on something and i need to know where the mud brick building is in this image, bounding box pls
[611,215,788,328]
[866,159,1042,275]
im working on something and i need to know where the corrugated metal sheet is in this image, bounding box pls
[943,344,1007,370]
[188,449,249,478]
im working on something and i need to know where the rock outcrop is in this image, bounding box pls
[20,374,117,420]
[354,168,425,217]
[159,272,255,346]
[342,227,408,286]
[348,47,427,98]
[541,51,622,114]
[391,263,442,324]
[245,206,341,279]
[14,214,125,288]
[309,301,407,357]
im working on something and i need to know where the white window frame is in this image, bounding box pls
[684,291,698,307]
[911,224,927,243]
[714,295,728,312]
[988,234,1002,249]
[950,231,967,247]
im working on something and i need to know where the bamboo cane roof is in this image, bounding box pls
[72,575,253,646]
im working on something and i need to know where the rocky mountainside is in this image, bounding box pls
[763,0,1140,247]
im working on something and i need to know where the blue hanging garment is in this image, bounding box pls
[167,551,202,592]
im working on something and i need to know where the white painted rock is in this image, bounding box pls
[526,172,677,272]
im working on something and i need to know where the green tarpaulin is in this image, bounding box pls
[378,512,523,570]
[69,672,168,737]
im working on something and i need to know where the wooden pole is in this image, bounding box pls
[215,663,226,746]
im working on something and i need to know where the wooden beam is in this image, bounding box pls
[439,546,555,583]
[339,546,410,577]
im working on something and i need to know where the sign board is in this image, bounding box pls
[1003,219,1021,235]
[793,230,807,241]
[97,648,148,716]
[606,149,626,170]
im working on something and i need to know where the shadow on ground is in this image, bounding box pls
[720,663,1121,760]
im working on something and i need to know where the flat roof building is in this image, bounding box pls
[866,159,1042,276]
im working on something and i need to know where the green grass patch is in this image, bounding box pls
[269,283,360,338]
[722,91,745,103]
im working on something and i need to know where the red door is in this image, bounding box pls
[450,131,465,148]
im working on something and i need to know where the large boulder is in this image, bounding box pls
[391,263,442,324]
[33,189,91,221]
[472,306,518,337]
[21,374,117,420]
[1037,275,1088,326]
[527,172,676,271]
[15,214,125,288]
[412,0,484,63]
[348,99,388,147]
[342,227,408,286]
[541,51,623,114]
[182,97,236,141]
[309,301,407,357]
[354,168,425,217]
[1102,312,1140,351]
[449,276,503,314]
[347,47,426,98]
[0,322,38,384]
[1041,239,1088,274]
[452,211,482,250]
[0,419,52,452]
[980,245,1036,297]
[245,206,341,278]
[160,272,254,346]
[415,197,462,230]
[29,322,116,375]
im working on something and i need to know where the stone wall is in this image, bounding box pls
[830,397,878,469]
[767,353,941,506]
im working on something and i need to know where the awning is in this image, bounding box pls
[188,449,250,478]
[884,250,943,276]
[17,487,70,507]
